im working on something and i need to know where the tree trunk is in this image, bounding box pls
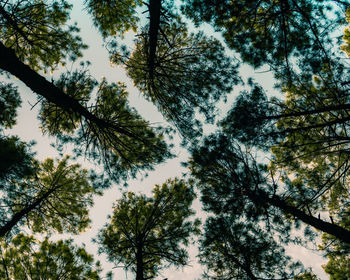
[136,245,144,280]
[0,41,135,138]
[0,186,58,237]
[248,190,350,244]
[148,0,162,78]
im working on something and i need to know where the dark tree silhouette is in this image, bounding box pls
[97,179,200,280]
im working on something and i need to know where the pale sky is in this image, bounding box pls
[4,1,331,279]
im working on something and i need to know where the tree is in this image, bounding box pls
[220,72,350,222]
[188,132,350,278]
[0,233,101,279]
[96,179,200,280]
[0,0,171,183]
[0,76,105,237]
[0,152,106,237]
[182,0,348,74]
[0,0,175,245]
[2,0,350,278]
[180,2,350,278]
[189,133,350,242]
[113,18,240,138]
[199,215,302,280]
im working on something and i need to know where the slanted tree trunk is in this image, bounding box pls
[0,41,134,138]
[247,190,350,244]
[0,185,59,237]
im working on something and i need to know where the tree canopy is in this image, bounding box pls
[199,215,303,279]
[97,179,200,280]
[0,0,172,184]
[0,233,101,279]
[113,18,240,138]
[1,0,350,279]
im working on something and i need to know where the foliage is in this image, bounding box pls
[323,250,350,280]
[294,269,320,280]
[221,65,350,217]
[220,78,275,147]
[113,19,240,138]
[341,8,350,56]
[320,220,350,280]
[188,132,350,277]
[1,0,350,278]
[39,68,172,182]
[0,1,172,184]
[0,233,101,279]
[0,154,104,237]
[182,0,348,72]
[97,179,200,280]
[0,82,21,129]
[0,0,86,70]
[85,0,142,38]
[185,1,350,278]
[0,136,35,183]
[199,215,302,280]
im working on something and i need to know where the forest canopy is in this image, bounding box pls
[0,0,350,279]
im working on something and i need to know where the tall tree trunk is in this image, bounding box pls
[148,0,161,79]
[136,245,144,280]
[248,190,350,244]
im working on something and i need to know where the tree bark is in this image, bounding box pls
[136,245,144,280]
[148,0,162,78]
[248,190,350,244]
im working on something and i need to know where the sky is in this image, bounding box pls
[4,1,331,279]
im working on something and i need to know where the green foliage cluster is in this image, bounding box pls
[0,0,86,71]
[39,68,171,182]
[85,0,142,37]
[320,232,350,280]
[294,270,320,280]
[199,215,303,280]
[97,179,200,280]
[341,8,350,56]
[0,234,101,279]
[114,19,240,138]
[0,150,106,237]
[0,82,21,129]
[182,0,346,72]
[0,136,34,182]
